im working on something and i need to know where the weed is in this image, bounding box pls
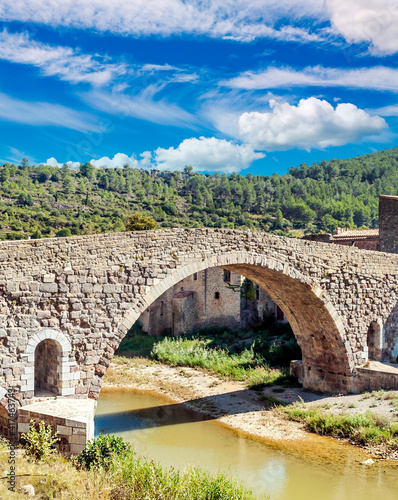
[21,420,59,462]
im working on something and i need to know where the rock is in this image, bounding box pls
[361,458,374,465]
[20,484,35,496]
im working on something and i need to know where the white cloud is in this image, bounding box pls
[154,136,264,173]
[45,157,81,169]
[0,0,325,43]
[238,97,387,151]
[0,91,102,131]
[82,87,196,127]
[0,29,127,85]
[90,152,151,169]
[326,0,398,55]
[224,65,398,92]
[371,104,398,117]
[45,139,263,173]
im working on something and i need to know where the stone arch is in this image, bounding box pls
[367,320,383,361]
[104,251,354,395]
[22,329,79,397]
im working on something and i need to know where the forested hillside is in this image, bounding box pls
[1,147,398,240]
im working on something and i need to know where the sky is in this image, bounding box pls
[0,0,397,176]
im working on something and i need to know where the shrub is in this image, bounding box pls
[76,434,131,470]
[125,213,157,231]
[55,228,72,237]
[21,420,59,462]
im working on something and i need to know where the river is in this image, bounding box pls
[95,387,398,499]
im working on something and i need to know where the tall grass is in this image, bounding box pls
[283,404,398,448]
[151,337,295,387]
[0,437,263,499]
[109,454,260,500]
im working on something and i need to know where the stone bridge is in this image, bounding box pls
[1,228,398,413]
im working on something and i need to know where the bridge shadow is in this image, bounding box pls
[95,389,263,434]
[94,387,334,435]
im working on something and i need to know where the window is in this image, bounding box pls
[223,270,231,282]
[215,292,220,299]
[193,273,198,281]
[255,286,259,300]
[160,301,164,317]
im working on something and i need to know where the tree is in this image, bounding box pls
[125,213,157,231]
[79,162,95,180]
[183,165,193,174]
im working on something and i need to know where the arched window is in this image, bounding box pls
[35,339,62,396]
[23,329,79,397]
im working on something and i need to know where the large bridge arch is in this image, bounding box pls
[96,251,354,397]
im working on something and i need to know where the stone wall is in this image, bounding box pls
[0,228,398,399]
[379,195,398,253]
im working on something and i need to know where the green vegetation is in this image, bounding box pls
[283,404,398,449]
[75,434,260,499]
[1,147,398,239]
[118,322,301,388]
[125,212,157,231]
[76,433,131,471]
[2,435,261,499]
[21,420,59,462]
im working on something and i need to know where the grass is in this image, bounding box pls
[282,404,398,449]
[150,337,298,388]
[117,322,301,390]
[0,438,263,500]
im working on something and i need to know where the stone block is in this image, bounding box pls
[57,425,72,436]
[39,283,58,293]
[70,433,87,445]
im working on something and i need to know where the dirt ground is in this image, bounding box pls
[103,356,398,460]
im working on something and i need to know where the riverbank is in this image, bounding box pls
[103,355,398,460]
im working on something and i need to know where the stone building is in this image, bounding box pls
[138,267,285,336]
[305,194,398,252]
[379,195,398,253]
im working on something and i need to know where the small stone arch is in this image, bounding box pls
[22,329,79,397]
[367,320,383,361]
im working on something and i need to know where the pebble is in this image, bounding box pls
[361,458,374,465]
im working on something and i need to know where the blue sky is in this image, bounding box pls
[0,0,397,176]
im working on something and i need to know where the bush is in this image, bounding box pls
[125,213,157,231]
[21,420,59,462]
[55,228,72,237]
[76,434,131,470]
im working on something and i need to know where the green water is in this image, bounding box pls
[95,388,398,499]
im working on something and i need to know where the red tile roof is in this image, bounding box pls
[334,228,379,240]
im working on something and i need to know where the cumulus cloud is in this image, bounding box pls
[238,97,387,151]
[326,0,398,55]
[46,158,81,169]
[0,0,324,43]
[0,29,127,85]
[44,138,264,173]
[90,152,152,169]
[0,92,102,131]
[224,65,398,92]
[154,136,264,173]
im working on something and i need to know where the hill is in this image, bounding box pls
[1,147,398,240]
